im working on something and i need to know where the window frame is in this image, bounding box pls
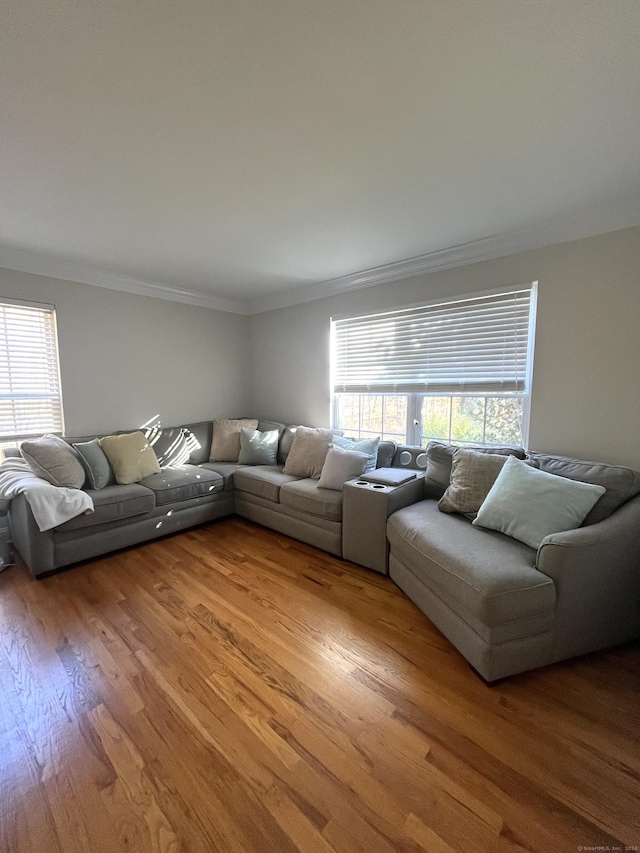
[0,297,65,450]
[331,283,537,447]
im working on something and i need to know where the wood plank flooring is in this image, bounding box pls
[1,517,639,852]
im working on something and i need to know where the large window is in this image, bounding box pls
[332,285,536,447]
[0,299,64,451]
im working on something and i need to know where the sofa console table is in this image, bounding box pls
[342,472,425,574]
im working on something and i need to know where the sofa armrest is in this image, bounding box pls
[8,493,56,576]
[536,495,640,658]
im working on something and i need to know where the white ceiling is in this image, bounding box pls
[1,0,639,313]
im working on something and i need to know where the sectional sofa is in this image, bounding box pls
[5,419,640,681]
[7,418,405,577]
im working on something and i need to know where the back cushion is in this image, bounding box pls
[182,421,213,465]
[526,452,640,525]
[376,440,397,468]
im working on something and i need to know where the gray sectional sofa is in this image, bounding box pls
[387,448,640,681]
[7,419,401,577]
[5,420,640,682]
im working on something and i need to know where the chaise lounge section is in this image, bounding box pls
[387,446,640,680]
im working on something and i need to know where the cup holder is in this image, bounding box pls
[355,480,368,486]
[371,484,386,490]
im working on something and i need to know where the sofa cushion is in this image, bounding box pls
[283,427,333,478]
[424,441,526,499]
[199,462,249,490]
[210,418,259,463]
[377,440,397,469]
[438,448,514,518]
[277,426,297,464]
[21,434,86,489]
[317,446,369,491]
[72,438,115,490]
[182,421,213,465]
[138,465,223,506]
[525,451,640,525]
[145,426,201,467]
[473,456,606,549]
[387,500,555,627]
[238,428,279,465]
[99,432,161,485]
[333,436,380,472]
[56,483,156,531]
[233,465,301,503]
[280,479,344,522]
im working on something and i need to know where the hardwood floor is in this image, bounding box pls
[1,517,638,853]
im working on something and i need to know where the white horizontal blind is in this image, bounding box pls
[333,288,533,394]
[0,301,64,442]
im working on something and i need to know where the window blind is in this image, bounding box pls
[333,288,533,394]
[0,301,64,442]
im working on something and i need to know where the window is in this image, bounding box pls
[0,299,64,451]
[332,284,536,447]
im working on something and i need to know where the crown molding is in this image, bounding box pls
[2,199,639,316]
[0,246,248,314]
[247,200,640,314]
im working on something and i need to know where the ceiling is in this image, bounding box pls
[1,0,639,313]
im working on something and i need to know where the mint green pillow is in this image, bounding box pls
[238,428,279,465]
[473,455,606,549]
[333,436,380,472]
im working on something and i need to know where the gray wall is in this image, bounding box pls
[0,268,251,435]
[249,226,640,469]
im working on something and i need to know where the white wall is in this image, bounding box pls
[249,226,640,469]
[0,268,250,435]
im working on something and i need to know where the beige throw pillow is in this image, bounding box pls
[99,431,161,485]
[438,448,512,518]
[21,433,86,489]
[209,418,259,462]
[282,427,333,479]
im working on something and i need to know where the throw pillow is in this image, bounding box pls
[473,455,606,549]
[238,428,279,465]
[99,431,161,485]
[424,440,526,499]
[72,438,115,489]
[209,418,259,463]
[282,426,333,479]
[21,434,86,489]
[438,448,514,518]
[332,436,380,472]
[317,445,369,491]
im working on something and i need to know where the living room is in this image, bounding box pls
[1,2,639,851]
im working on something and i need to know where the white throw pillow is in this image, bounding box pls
[317,445,369,491]
[473,455,606,549]
[332,436,380,472]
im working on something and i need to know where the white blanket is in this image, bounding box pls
[0,458,94,532]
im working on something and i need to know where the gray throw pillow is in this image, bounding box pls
[238,428,279,465]
[21,434,86,489]
[438,448,512,518]
[424,441,526,499]
[72,438,115,489]
[473,455,606,549]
